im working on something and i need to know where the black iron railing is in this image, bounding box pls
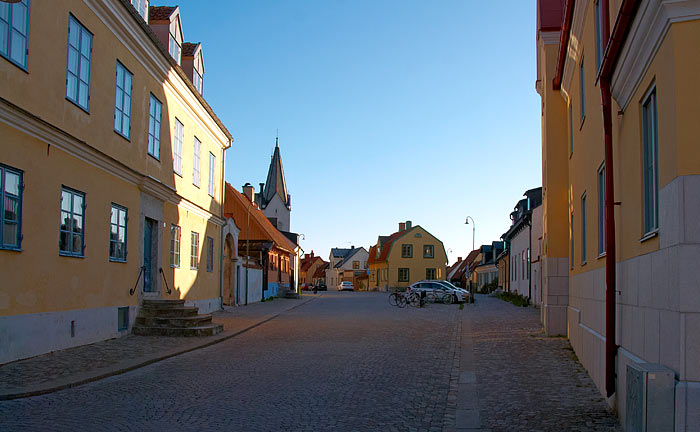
[159,267,172,295]
[130,266,145,296]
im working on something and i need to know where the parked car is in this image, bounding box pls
[313,281,327,291]
[300,283,312,291]
[432,280,470,297]
[338,281,354,291]
[408,281,466,303]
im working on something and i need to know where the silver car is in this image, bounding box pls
[408,280,467,303]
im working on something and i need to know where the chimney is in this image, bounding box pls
[406,220,412,230]
[457,257,462,262]
[399,222,406,232]
[310,250,314,258]
[242,183,254,202]
[259,183,265,194]
[351,245,354,249]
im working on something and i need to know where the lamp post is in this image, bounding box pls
[465,216,475,251]
[465,216,476,303]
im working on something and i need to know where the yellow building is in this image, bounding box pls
[0,0,232,363]
[537,0,700,427]
[367,221,447,291]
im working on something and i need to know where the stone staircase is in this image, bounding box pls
[133,299,223,337]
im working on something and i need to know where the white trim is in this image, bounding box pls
[561,0,590,96]
[611,0,700,111]
[83,0,230,149]
[540,30,561,45]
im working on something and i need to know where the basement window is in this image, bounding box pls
[117,307,128,331]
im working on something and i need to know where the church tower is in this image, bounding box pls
[255,137,291,232]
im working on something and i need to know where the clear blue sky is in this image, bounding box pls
[160,0,542,263]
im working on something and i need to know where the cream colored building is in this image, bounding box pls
[537,0,700,428]
[0,0,231,364]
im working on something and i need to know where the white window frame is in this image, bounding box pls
[193,137,201,187]
[641,85,659,236]
[208,152,215,197]
[173,118,183,176]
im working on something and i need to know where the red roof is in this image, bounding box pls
[148,6,176,22]
[301,256,322,273]
[182,42,199,57]
[367,229,410,264]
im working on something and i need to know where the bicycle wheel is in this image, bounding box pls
[442,293,454,305]
[397,295,407,308]
[389,293,399,307]
[425,292,437,303]
[408,293,421,307]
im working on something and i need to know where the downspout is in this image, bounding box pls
[528,214,532,302]
[598,0,639,399]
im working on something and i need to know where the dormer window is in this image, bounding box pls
[193,69,203,94]
[169,33,180,64]
[130,0,148,21]
[168,15,182,64]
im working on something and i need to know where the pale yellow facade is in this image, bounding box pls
[538,0,700,428]
[0,0,231,363]
[368,225,447,291]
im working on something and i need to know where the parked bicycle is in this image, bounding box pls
[425,289,454,305]
[388,291,407,308]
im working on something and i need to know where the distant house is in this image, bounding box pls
[468,242,504,292]
[501,188,542,303]
[325,246,369,289]
[367,221,447,291]
[223,183,297,303]
[300,252,327,286]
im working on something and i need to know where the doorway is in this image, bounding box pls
[143,217,158,293]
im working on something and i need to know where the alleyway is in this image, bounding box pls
[0,293,619,431]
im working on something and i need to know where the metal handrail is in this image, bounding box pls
[159,267,172,295]
[130,266,145,296]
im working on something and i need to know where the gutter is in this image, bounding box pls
[597,0,640,398]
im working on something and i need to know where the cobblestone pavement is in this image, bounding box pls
[0,296,312,396]
[467,295,620,432]
[0,292,460,431]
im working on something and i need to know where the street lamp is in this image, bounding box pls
[465,216,475,251]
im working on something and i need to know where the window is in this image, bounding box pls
[170,224,180,267]
[130,0,148,21]
[109,204,127,262]
[190,231,199,269]
[581,193,587,264]
[206,236,213,272]
[579,56,585,123]
[193,69,203,95]
[168,31,180,64]
[398,268,409,282]
[59,187,85,257]
[569,103,574,155]
[114,62,133,139]
[0,164,23,250]
[0,0,29,69]
[522,251,525,279]
[527,248,530,278]
[173,118,183,175]
[208,152,215,197]
[570,213,575,269]
[147,94,161,159]
[426,268,436,280]
[423,244,434,258]
[401,244,413,258]
[66,15,92,111]
[595,0,603,72]
[598,164,606,255]
[352,260,359,269]
[117,306,129,331]
[642,87,658,235]
[193,137,201,187]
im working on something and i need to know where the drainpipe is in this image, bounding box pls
[598,0,640,399]
[528,214,532,302]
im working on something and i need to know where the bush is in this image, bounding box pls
[496,291,530,307]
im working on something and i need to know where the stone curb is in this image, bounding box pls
[0,296,316,401]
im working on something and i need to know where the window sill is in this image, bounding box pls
[109,258,127,263]
[1,54,28,73]
[639,229,659,243]
[0,246,23,252]
[597,252,606,259]
[190,267,199,271]
[65,97,90,114]
[114,129,131,142]
[148,153,160,162]
[579,116,586,131]
[174,171,183,178]
[193,183,200,189]
[59,252,85,258]
[581,261,587,267]
[170,264,180,269]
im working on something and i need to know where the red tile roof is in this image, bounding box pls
[182,42,199,57]
[224,183,296,254]
[301,256,322,273]
[367,229,410,264]
[148,6,176,22]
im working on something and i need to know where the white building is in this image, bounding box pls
[326,247,369,289]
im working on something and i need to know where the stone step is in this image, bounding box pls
[139,306,199,318]
[142,299,185,309]
[132,324,224,337]
[135,314,213,328]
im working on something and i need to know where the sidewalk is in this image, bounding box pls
[449,295,620,432]
[0,294,316,400]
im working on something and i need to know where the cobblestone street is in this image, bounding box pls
[0,292,620,431]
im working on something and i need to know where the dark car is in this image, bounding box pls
[313,281,327,291]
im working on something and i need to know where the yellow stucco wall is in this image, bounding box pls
[385,226,447,289]
[0,0,228,317]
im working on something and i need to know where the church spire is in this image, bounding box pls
[260,136,290,210]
